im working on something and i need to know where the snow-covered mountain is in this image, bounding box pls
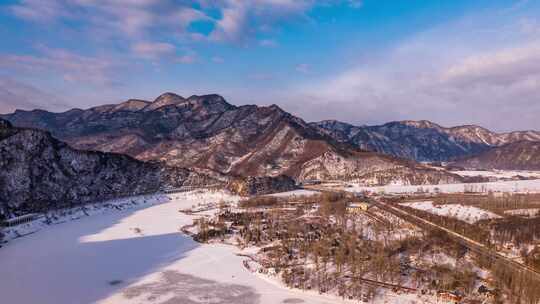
[455,141,540,170]
[1,93,461,184]
[312,119,540,162]
[0,118,212,217]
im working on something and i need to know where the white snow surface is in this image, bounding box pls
[453,170,540,179]
[0,190,425,304]
[347,179,540,194]
[265,189,319,197]
[400,201,501,224]
[1,194,167,242]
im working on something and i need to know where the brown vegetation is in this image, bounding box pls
[194,193,494,302]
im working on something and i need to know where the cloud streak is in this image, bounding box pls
[10,0,358,44]
[442,43,540,87]
[0,47,121,86]
[0,77,69,113]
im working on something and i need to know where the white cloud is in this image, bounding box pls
[290,12,540,131]
[10,0,310,43]
[10,0,361,47]
[131,42,199,64]
[132,42,176,59]
[441,43,540,87]
[206,0,318,42]
[208,1,248,42]
[10,0,209,51]
[11,0,65,21]
[0,47,120,87]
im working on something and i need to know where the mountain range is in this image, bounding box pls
[1,93,464,184]
[2,92,539,194]
[312,120,540,162]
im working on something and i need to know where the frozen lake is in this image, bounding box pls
[0,191,376,304]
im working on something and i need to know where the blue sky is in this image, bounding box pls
[1,0,540,131]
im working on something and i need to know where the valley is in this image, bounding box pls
[3,175,540,304]
[3,2,540,303]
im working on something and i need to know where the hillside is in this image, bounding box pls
[0,118,210,217]
[455,141,540,170]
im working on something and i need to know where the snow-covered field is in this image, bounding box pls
[0,190,426,304]
[346,179,540,194]
[399,201,501,224]
[265,189,319,197]
[453,170,540,179]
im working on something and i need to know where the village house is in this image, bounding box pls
[437,291,462,303]
[346,202,371,214]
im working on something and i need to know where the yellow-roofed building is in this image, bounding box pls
[347,202,370,214]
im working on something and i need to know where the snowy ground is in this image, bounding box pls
[0,190,430,304]
[265,189,319,197]
[453,170,540,179]
[346,179,540,194]
[400,201,501,224]
[1,194,170,242]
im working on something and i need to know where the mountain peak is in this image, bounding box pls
[154,92,185,102]
[142,92,186,112]
[268,104,284,112]
[187,93,222,100]
[187,94,226,104]
[186,94,235,112]
[112,99,150,112]
[398,120,441,129]
[450,124,491,133]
